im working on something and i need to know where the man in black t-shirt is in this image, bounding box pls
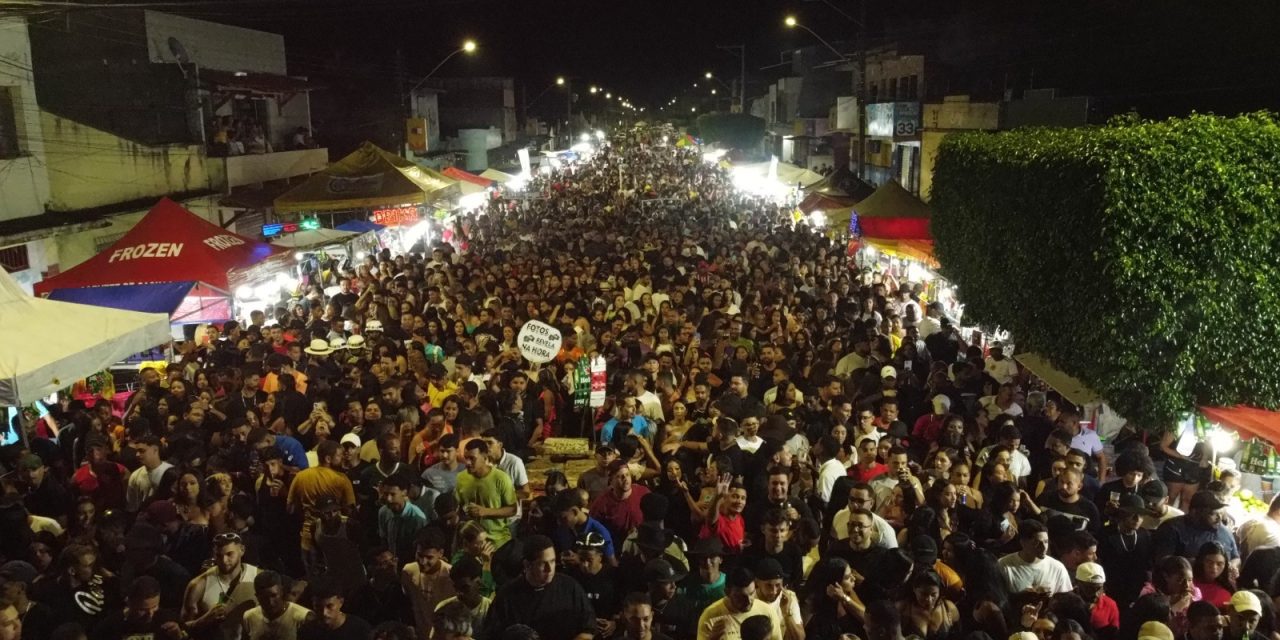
[299,578,372,640]
[484,535,596,640]
[93,576,182,640]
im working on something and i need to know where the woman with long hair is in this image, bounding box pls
[897,570,960,640]
[805,556,865,639]
[1191,541,1233,608]
[955,547,1011,640]
[1140,555,1200,636]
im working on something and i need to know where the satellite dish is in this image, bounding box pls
[167,37,190,65]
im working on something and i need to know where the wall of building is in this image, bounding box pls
[919,96,1000,200]
[0,18,50,223]
[41,110,222,212]
[434,77,518,142]
[1003,88,1092,129]
[865,52,925,102]
[144,10,287,75]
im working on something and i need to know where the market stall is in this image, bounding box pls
[275,142,460,225]
[798,167,877,213]
[1,268,170,444]
[33,198,292,323]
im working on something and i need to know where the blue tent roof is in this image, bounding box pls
[47,281,196,316]
[335,220,386,233]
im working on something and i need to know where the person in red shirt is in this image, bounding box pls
[849,437,888,483]
[590,459,650,545]
[71,441,128,510]
[912,395,952,445]
[1075,562,1120,638]
[699,474,747,554]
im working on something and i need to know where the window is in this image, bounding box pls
[0,87,19,159]
[906,75,919,100]
[869,83,878,102]
[888,78,898,100]
[0,245,30,273]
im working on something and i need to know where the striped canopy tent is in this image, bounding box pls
[274,142,461,214]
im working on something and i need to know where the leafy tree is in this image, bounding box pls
[931,113,1280,429]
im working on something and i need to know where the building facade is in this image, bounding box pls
[0,11,325,291]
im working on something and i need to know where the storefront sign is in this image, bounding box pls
[517,320,562,364]
[262,218,321,238]
[370,206,422,227]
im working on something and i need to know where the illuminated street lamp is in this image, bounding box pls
[784,15,848,61]
[590,86,598,93]
[556,76,566,86]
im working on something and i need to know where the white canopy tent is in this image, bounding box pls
[269,228,365,250]
[0,270,171,407]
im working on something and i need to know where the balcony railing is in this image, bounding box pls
[221,147,327,189]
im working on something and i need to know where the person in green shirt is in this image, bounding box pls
[455,439,518,548]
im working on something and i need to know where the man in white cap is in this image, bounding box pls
[1074,562,1119,638]
[1226,591,1265,640]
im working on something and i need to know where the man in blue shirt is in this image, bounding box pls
[551,489,616,563]
[601,396,652,445]
[378,473,427,563]
[1152,490,1240,567]
[251,428,309,470]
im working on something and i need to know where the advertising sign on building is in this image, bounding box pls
[866,102,922,139]
[517,320,562,364]
[836,96,858,131]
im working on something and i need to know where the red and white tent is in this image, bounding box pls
[35,198,290,305]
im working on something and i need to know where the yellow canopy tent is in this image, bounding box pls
[274,142,460,214]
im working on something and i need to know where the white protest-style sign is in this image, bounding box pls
[517,320,562,364]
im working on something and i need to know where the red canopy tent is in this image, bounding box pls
[441,166,494,188]
[35,198,290,302]
[852,180,933,240]
[1199,406,1280,446]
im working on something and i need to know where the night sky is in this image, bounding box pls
[159,0,1278,118]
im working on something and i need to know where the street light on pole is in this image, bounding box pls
[784,16,849,61]
[408,40,478,97]
[404,39,477,158]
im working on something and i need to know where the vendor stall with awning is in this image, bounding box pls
[274,142,461,217]
[33,199,291,322]
[1,269,171,411]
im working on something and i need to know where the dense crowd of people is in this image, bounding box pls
[1,124,1277,640]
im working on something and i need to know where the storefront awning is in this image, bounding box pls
[202,70,315,95]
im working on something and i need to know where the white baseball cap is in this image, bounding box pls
[340,433,361,448]
[1075,562,1105,584]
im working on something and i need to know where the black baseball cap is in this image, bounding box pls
[643,558,687,583]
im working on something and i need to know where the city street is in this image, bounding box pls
[2,3,1280,640]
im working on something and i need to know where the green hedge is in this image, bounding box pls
[931,113,1280,429]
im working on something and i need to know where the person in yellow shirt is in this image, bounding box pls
[696,567,782,640]
[426,364,457,411]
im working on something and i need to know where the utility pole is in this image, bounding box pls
[855,1,867,177]
[566,78,573,147]
[717,44,746,113]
